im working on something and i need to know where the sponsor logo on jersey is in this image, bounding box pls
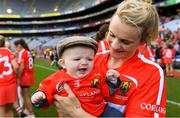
[140,102,166,114]
[120,81,132,95]
[79,89,101,97]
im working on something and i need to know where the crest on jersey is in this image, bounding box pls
[56,82,64,92]
[90,74,101,88]
[120,81,132,95]
[91,78,100,88]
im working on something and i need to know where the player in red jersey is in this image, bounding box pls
[53,0,166,117]
[162,44,176,76]
[14,39,35,117]
[31,36,123,117]
[95,24,109,54]
[0,35,19,117]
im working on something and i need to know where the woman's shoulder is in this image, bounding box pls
[137,53,163,73]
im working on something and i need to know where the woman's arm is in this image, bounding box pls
[18,63,24,80]
[11,58,19,75]
[53,84,96,117]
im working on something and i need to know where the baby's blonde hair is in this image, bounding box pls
[113,0,159,44]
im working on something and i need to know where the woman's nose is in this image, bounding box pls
[111,38,122,50]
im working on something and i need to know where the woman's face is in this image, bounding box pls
[107,15,142,60]
[15,44,23,52]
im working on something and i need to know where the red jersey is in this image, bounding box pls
[38,67,107,116]
[18,49,34,86]
[0,48,17,85]
[138,44,155,62]
[162,48,176,64]
[97,40,109,54]
[94,51,166,117]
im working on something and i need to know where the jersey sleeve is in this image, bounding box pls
[125,70,166,117]
[37,74,56,108]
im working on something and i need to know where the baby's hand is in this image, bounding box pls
[106,69,120,84]
[31,91,46,104]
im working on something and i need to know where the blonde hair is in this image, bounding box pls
[113,0,159,44]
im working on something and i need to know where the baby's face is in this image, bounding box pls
[62,46,95,78]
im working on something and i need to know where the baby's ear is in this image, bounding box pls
[59,59,66,68]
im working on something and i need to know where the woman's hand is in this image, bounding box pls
[53,83,95,117]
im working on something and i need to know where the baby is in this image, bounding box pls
[31,36,123,117]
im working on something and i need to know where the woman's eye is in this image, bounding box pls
[121,40,133,45]
[109,33,115,38]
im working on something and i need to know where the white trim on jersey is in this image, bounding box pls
[96,50,110,55]
[138,53,164,118]
[100,41,106,54]
[147,46,155,62]
[18,49,25,63]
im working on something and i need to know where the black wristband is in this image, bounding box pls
[32,99,49,108]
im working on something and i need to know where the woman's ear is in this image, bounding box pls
[58,59,66,68]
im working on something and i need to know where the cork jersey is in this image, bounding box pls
[18,49,34,72]
[0,48,16,85]
[17,49,34,86]
[94,51,166,117]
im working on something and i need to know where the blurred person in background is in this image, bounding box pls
[31,50,36,63]
[0,35,19,117]
[5,39,27,117]
[14,39,35,117]
[162,44,176,76]
[50,48,61,69]
[95,24,109,54]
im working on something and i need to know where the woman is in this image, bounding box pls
[0,35,19,117]
[14,39,35,117]
[53,0,166,117]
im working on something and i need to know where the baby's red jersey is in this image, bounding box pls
[18,49,34,86]
[38,67,108,116]
[94,50,166,117]
[0,48,17,85]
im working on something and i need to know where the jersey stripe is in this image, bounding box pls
[100,41,106,54]
[96,50,109,55]
[138,53,164,118]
